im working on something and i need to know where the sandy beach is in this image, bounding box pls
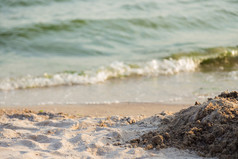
[0,103,204,159]
[0,91,237,159]
[1,0,238,158]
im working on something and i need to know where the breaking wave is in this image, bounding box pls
[167,46,238,71]
[0,58,197,90]
[0,46,237,90]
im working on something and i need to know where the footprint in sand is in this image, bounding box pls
[28,134,57,143]
[48,142,63,150]
[0,141,11,147]
[18,139,38,148]
[35,119,78,128]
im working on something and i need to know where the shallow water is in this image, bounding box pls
[0,0,238,106]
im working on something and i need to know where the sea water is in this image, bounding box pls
[0,0,238,106]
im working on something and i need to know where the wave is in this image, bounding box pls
[199,52,238,71]
[167,46,238,71]
[0,19,87,40]
[0,15,218,40]
[0,58,197,90]
[0,0,70,7]
[0,46,237,90]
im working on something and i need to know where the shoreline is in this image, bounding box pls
[0,102,191,117]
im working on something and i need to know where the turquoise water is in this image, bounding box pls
[0,0,238,106]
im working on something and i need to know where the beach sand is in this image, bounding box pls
[1,103,190,117]
[1,92,237,159]
[0,103,205,159]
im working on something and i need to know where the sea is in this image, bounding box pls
[0,0,238,106]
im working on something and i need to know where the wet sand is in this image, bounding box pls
[132,91,238,159]
[1,103,190,117]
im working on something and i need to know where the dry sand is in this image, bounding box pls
[0,99,226,159]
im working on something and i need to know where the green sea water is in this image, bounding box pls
[0,0,238,106]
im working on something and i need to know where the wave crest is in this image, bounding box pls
[0,59,197,90]
[1,46,237,90]
[167,46,238,71]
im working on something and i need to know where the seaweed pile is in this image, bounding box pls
[131,91,238,159]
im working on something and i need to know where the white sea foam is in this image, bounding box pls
[0,59,198,90]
